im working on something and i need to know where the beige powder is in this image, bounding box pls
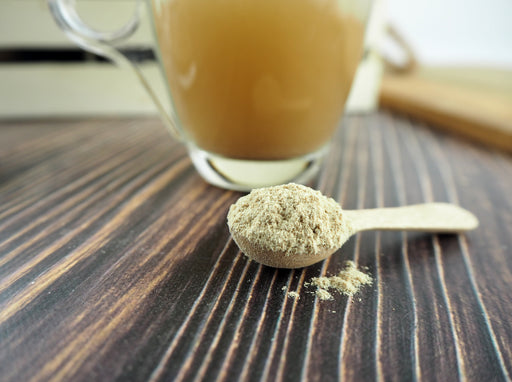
[287,291,300,300]
[227,183,352,267]
[315,288,334,301]
[308,261,372,300]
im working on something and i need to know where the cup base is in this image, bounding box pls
[188,144,328,191]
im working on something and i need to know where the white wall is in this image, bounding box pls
[386,0,512,68]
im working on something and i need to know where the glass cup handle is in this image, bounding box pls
[47,0,181,140]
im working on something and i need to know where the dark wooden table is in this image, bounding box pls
[0,113,511,382]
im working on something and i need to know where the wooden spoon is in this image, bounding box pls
[229,202,478,269]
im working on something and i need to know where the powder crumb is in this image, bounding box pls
[309,276,331,289]
[309,260,372,300]
[287,291,300,300]
[281,286,287,291]
[315,288,333,301]
[330,276,358,295]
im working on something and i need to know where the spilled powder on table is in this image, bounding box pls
[282,286,300,300]
[287,291,300,300]
[307,260,372,301]
[281,261,372,302]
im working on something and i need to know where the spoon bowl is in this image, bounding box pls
[230,229,342,268]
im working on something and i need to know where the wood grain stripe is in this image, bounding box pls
[0,146,179,273]
[399,117,465,380]
[370,114,385,382]
[302,117,360,382]
[3,177,232,381]
[234,269,281,382]
[339,115,372,381]
[147,238,236,381]
[148,241,251,380]
[424,125,512,380]
[171,259,250,381]
[0,121,145,213]
[272,268,310,382]
[402,117,510,380]
[0,127,156,224]
[213,264,275,381]
[186,261,256,382]
[257,268,300,382]
[382,114,420,380]
[0,156,191,323]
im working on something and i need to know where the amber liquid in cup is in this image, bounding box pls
[152,0,365,158]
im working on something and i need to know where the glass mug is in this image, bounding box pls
[49,0,372,191]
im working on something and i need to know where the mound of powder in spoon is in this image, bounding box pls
[227,183,353,261]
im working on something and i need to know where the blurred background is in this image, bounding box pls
[0,0,511,150]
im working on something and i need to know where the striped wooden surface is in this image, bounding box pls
[0,113,511,381]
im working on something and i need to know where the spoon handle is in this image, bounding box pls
[344,203,479,233]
